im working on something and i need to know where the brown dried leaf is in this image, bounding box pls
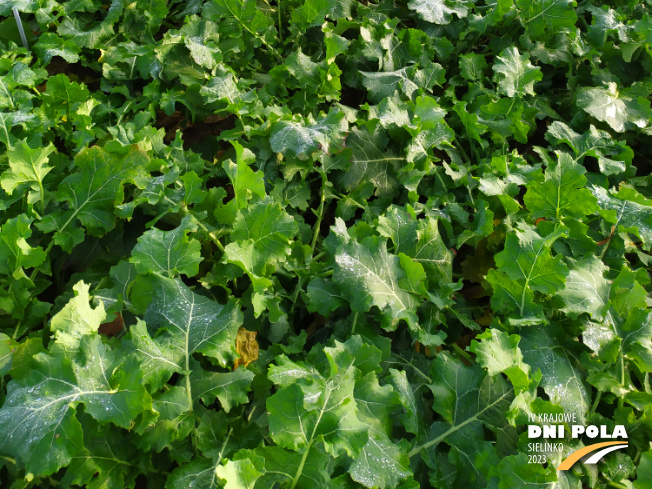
[234,327,259,370]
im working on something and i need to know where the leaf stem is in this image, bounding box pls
[619,350,625,409]
[607,481,629,489]
[350,312,358,335]
[277,0,282,43]
[408,390,511,458]
[452,343,473,364]
[588,390,602,418]
[310,172,327,254]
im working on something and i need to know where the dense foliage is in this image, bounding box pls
[1,0,652,487]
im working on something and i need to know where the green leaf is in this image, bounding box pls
[524,152,599,220]
[40,145,149,249]
[361,63,445,103]
[191,366,255,412]
[143,276,242,369]
[60,415,141,489]
[270,108,347,158]
[470,329,531,393]
[200,66,242,104]
[0,214,46,276]
[226,198,298,278]
[329,219,420,330]
[0,337,149,476]
[592,185,652,250]
[495,225,569,295]
[306,277,347,316]
[33,32,81,64]
[520,327,589,423]
[555,256,610,320]
[122,320,180,390]
[0,332,13,375]
[267,374,367,457]
[42,73,90,117]
[577,82,652,133]
[131,215,203,278]
[378,206,453,286]
[411,354,513,487]
[215,141,266,224]
[335,127,401,197]
[492,47,542,98]
[1,140,55,202]
[545,121,633,176]
[516,0,577,40]
[490,453,557,488]
[165,457,218,489]
[181,170,206,205]
[459,53,488,81]
[349,434,411,489]
[635,450,652,489]
[50,281,106,354]
[407,0,469,24]
[215,451,264,489]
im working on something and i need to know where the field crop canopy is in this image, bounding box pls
[1,0,652,487]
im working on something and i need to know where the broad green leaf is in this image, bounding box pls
[329,219,421,330]
[635,450,652,489]
[58,18,115,49]
[524,152,598,220]
[0,214,46,276]
[516,0,577,40]
[228,199,298,276]
[165,457,218,489]
[61,415,141,489]
[349,433,411,489]
[556,256,610,320]
[492,47,542,98]
[191,366,255,412]
[41,145,149,249]
[50,281,106,354]
[490,453,557,488]
[577,82,652,133]
[411,354,513,487]
[143,275,242,369]
[1,141,55,202]
[306,277,347,316]
[459,53,487,81]
[215,141,266,224]
[33,33,81,64]
[42,73,90,117]
[378,206,453,285]
[200,66,242,104]
[592,185,652,250]
[470,329,531,393]
[545,121,633,176]
[252,445,332,489]
[494,225,569,295]
[215,451,264,489]
[270,108,347,158]
[0,337,149,476]
[131,215,203,277]
[361,62,445,103]
[267,375,368,457]
[181,170,206,205]
[407,0,469,24]
[0,332,12,375]
[335,127,401,197]
[123,320,179,390]
[520,328,589,424]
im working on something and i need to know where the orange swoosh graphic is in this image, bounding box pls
[557,441,628,471]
